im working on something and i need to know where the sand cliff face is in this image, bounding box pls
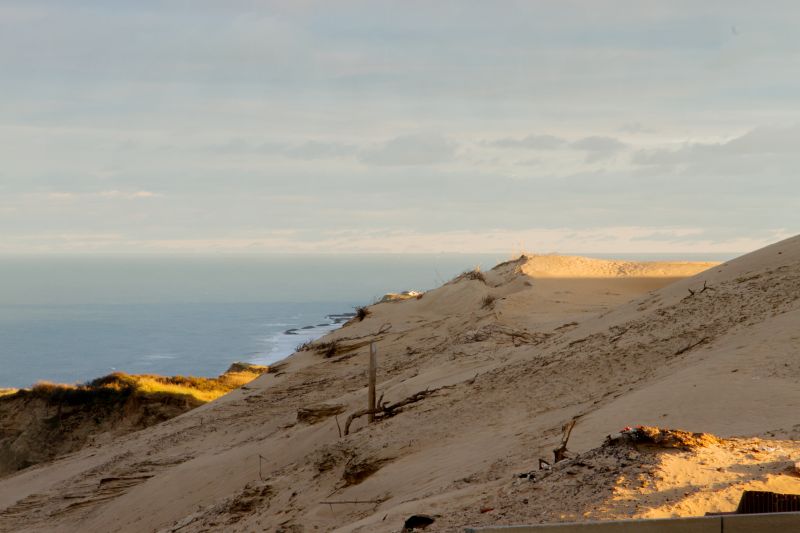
[0,388,196,477]
[0,364,267,479]
[1,238,799,532]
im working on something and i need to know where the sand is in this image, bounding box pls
[0,237,799,532]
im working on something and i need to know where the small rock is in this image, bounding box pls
[402,514,435,531]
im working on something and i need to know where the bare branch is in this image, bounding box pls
[674,337,710,356]
[344,389,436,435]
[553,417,578,463]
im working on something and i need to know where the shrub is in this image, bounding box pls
[314,341,340,358]
[449,267,486,284]
[464,268,486,282]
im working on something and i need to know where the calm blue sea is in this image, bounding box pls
[0,254,507,388]
[0,252,735,388]
[0,302,355,388]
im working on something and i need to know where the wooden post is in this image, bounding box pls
[368,342,377,422]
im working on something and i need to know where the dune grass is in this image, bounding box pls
[354,305,370,321]
[450,267,486,284]
[11,363,268,405]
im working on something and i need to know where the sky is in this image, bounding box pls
[1,1,799,255]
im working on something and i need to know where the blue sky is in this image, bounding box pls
[1,1,798,254]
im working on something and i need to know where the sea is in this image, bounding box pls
[0,252,736,389]
[0,254,507,388]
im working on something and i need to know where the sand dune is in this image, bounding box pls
[1,237,799,532]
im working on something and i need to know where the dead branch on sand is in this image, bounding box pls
[674,336,710,355]
[344,389,437,435]
[319,499,386,505]
[553,417,578,463]
[687,280,713,297]
[343,373,479,436]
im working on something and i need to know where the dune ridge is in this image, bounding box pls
[0,238,799,532]
[517,254,719,278]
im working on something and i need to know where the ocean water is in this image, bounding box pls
[0,252,735,389]
[0,302,355,388]
[0,254,507,388]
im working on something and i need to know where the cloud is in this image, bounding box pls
[632,125,800,169]
[571,136,627,162]
[358,133,456,166]
[283,140,357,160]
[484,134,567,150]
[2,3,800,254]
[47,190,159,201]
[619,122,655,134]
[0,226,786,255]
[209,139,357,160]
[722,124,800,154]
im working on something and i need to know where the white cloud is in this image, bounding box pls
[358,133,456,166]
[632,125,800,169]
[571,136,627,162]
[47,190,160,201]
[0,226,788,255]
[484,134,567,150]
[2,3,799,254]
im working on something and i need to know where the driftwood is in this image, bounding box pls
[553,417,578,463]
[687,280,713,297]
[609,328,628,343]
[342,373,479,436]
[458,324,549,346]
[319,499,385,505]
[674,336,709,356]
[297,403,346,425]
[344,389,437,435]
[98,475,153,485]
[320,497,387,514]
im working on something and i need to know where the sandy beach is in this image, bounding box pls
[1,236,798,531]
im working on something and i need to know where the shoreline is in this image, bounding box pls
[0,304,357,390]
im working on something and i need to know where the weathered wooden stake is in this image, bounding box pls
[368,342,377,422]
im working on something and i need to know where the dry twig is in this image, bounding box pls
[553,417,578,463]
[674,336,710,355]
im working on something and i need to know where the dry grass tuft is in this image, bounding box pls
[481,294,496,309]
[14,363,268,406]
[313,341,340,358]
[355,306,370,321]
[451,267,486,284]
[490,254,529,271]
[606,426,722,450]
[296,340,314,352]
[296,340,341,357]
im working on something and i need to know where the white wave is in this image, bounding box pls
[248,322,341,366]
